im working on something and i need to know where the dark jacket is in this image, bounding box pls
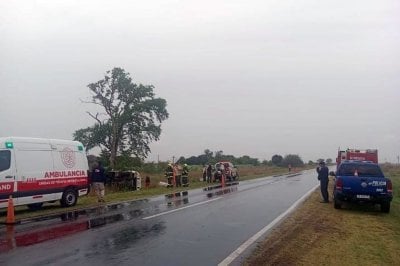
[206,165,212,176]
[316,165,329,181]
[92,165,106,183]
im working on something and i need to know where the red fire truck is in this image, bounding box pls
[336,148,378,167]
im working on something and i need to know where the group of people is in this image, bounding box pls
[91,159,330,204]
[165,162,190,187]
[90,160,192,203]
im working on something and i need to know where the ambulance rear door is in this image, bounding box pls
[51,140,89,192]
[0,145,17,208]
[51,141,88,172]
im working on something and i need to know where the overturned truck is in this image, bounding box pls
[107,170,141,191]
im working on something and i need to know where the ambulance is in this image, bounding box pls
[0,137,89,210]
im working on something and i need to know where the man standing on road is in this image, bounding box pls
[317,161,329,203]
[92,161,107,203]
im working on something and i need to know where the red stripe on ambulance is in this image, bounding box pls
[17,177,88,191]
[0,182,14,193]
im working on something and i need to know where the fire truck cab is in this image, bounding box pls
[336,148,378,168]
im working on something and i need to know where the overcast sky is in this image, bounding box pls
[1,0,399,163]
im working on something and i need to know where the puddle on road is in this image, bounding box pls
[0,182,242,253]
[164,191,189,207]
[0,201,148,253]
[98,220,166,253]
[203,182,239,198]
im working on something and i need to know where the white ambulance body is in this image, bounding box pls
[0,137,89,209]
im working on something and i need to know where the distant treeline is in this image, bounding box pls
[90,149,313,173]
[176,149,305,167]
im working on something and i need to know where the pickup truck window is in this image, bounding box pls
[338,164,384,177]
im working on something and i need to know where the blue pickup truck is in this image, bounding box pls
[333,160,393,213]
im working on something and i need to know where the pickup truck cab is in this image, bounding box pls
[214,161,239,182]
[333,160,393,212]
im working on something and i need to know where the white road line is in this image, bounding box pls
[142,197,223,220]
[218,184,319,266]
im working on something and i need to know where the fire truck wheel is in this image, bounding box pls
[61,188,78,207]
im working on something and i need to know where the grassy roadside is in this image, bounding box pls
[245,164,400,266]
[0,165,297,221]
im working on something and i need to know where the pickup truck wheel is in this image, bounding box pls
[334,199,342,209]
[380,202,390,213]
[27,202,43,211]
[60,188,78,207]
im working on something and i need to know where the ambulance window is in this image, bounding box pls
[0,150,11,172]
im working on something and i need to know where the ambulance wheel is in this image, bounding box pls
[27,202,43,211]
[61,188,78,207]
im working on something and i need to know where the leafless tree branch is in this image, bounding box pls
[86,111,104,125]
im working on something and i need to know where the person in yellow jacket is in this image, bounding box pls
[182,164,190,186]
[165,162,174,187]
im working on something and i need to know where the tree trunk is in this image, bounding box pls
[109,122,119,169]
[110,144,117,169]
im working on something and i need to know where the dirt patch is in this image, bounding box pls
[244,189,340,266]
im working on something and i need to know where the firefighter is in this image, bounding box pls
[182,163,190,186]
[165,162,174,187]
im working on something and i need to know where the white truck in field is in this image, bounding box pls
[0,137,89,210]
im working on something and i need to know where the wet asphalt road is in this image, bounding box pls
[0,170,320,266]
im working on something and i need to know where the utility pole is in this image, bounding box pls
[172,156,175,164]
